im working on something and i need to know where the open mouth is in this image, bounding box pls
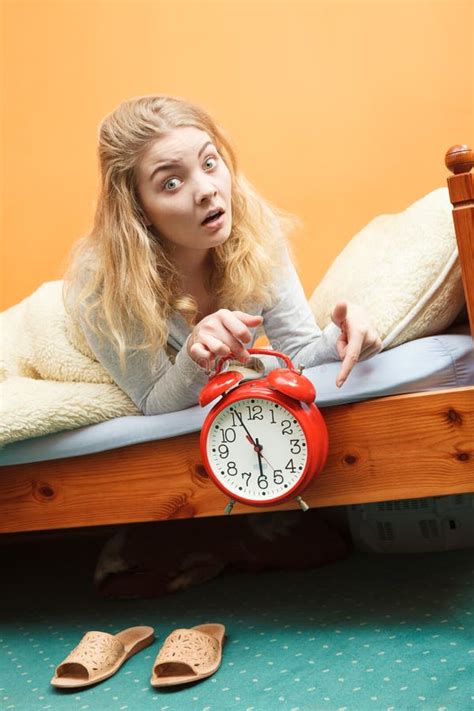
[202,209,224,225]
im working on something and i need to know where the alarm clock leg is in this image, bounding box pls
[296,496,310,512]
[224,498,236,515]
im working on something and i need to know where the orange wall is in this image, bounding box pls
[2,0,473,310]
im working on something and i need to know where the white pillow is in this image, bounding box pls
[309,187,465,349]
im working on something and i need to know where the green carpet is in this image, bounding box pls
[1,528,473,710]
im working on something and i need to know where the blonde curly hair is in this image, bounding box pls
[64,95,299,369]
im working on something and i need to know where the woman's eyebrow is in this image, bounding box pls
[149,140,213,182]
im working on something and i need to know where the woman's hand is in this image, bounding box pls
[331,301,382,388]
[187,309,263,371]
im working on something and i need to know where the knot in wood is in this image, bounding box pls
[195,464,208,478]
[33,481,56,501]
[446,409,463,425]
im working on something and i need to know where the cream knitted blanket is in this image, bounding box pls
[0,281,139,447]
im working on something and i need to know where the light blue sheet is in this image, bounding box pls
[1,328,472,466]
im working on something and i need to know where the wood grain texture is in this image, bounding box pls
[1,387,472,533]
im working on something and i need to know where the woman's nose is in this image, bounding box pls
[195,176,217,203]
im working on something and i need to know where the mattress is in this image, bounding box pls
[1,327,473,466]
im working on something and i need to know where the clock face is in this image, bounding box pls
[205,397,309,502]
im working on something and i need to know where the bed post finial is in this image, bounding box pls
[445,145,474,175]
[445,144,474,340]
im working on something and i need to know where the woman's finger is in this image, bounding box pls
[220,310,255,345]
[188,342,215,371]
[336,328,364,386]
[336,347,360,387]
[331,301,348,328]
[201,332,249,362]
[232,310,264,327]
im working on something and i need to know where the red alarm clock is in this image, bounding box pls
[199,348,329,514]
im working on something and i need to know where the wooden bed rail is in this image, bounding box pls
[0,386,472,532]
[445,145,474,338]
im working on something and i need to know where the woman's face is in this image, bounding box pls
[136,126,233,256]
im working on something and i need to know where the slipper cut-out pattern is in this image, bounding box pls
[154,628,220,676]
[57,631,123,677]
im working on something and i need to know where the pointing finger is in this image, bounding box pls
[336,330,364,386]
[336,348,360,387]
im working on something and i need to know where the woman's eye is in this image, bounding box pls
[204,155,218,170]
[163,177,182,191]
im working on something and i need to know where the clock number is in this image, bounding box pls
[269,409,277,424]
[285,458,297,473]
[246,404,263,421]
[241,472,251,486]
[218,444,229,459]
[220,428,236,442]
[230,410,242,428]
[227,461,238,477]
[257,473,268,490]
[290,439,302,454]
[273,469,284,485]
[281,420,293,435]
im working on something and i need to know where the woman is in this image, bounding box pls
[64,95,381,416]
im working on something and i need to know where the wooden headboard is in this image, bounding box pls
[445,144,474,338]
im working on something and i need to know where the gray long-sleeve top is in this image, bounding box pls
[79,249,341,415]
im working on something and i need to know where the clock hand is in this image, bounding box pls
[259,450,276,471]
[233,409,259,448]
[233,408,277,469]
[247,435,275,471]
[255,438,265,478]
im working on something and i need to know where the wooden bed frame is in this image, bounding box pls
[1,146,473,534]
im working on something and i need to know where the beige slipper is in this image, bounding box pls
[150,623,226,687]
[51,625,155,688]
